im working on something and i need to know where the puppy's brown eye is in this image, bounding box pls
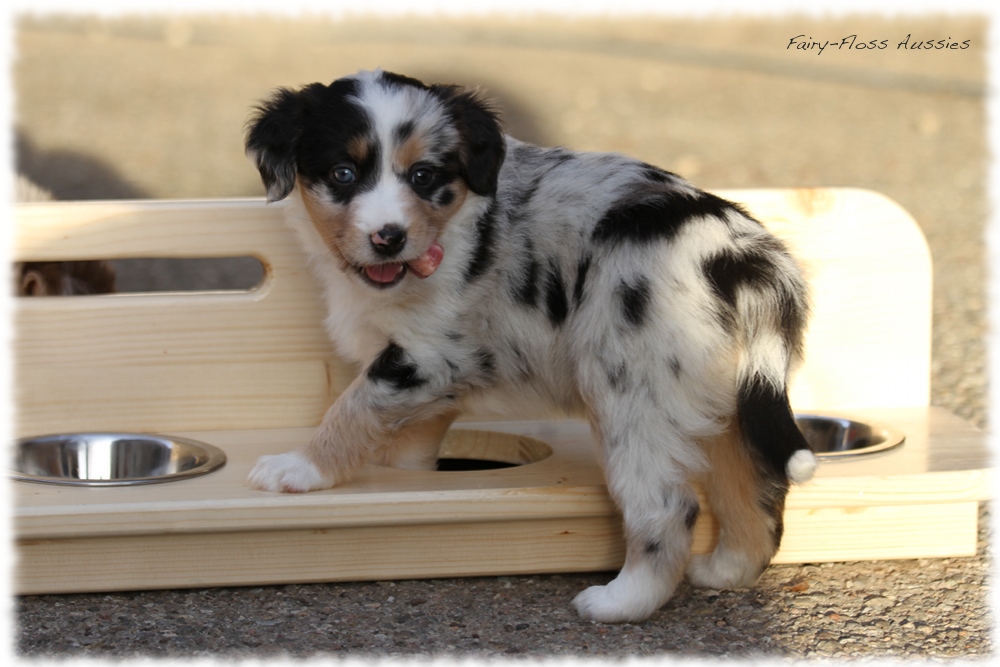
[410,168,435,187]
[332,167,356,185]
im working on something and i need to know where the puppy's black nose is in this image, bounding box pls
[370,224,407,257]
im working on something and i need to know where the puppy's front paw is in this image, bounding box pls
[247,451,333,493]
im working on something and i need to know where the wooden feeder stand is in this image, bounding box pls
[10,188,991,595]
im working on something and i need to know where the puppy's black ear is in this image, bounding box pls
[432,86,506,198]
[245,87,304,202]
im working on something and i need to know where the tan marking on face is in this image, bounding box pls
[299,180,359,269]
[347,135,373,166]
[393,132,429,174]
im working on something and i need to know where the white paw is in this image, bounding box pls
[572,579,664,624]
[687,551,760,589]
[247,450,333,493]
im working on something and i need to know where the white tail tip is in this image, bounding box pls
[787,449,818,484]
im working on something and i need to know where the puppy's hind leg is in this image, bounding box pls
[572,414,703,623]
[688,370,815,587]
[687,422,787,589]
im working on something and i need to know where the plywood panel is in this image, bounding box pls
[12,189,931,438]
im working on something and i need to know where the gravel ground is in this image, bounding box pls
[11,12,992,661]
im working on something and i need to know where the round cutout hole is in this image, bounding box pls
[435,429,552,471]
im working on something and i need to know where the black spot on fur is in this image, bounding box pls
[738,375,812,481]
[507,175,543,225]
[512,144,575,172]
[367,342,426,390]
[544,261,569,327]
[464,201,499,283]
[669,357,682,379]
[641,164,678,184]
[573,254,591,308]
[644,541,662,555]
[509,238,540,307]
[540,146,576,167]
[516,258,540,306]
[606,362,629,391]
[394,120,415,144]
[436,187,455,207]
[755,476,789,551]
[703,241,806,351]
[592,191,740,247]
[703,248,777,310]
[772,512,785,550]
[684,502,701,531]
[476,348,497,380]
[618,278,652,328]
[662,490,700,531]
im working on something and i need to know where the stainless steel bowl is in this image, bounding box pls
[11,432,227,486]
[795,415,905,458]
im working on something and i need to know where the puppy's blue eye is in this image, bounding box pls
[410,168,435,187]
[332,167,356,185]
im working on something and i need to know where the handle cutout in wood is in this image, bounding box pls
[14,256,266,296]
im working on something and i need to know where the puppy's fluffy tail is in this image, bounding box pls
[737,372,816,484]
[729,242,816,485]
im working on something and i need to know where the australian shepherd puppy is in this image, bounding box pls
[244,69,816,623]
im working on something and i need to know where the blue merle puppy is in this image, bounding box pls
[244,69,817,623]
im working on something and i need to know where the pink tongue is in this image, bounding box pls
[365,263,405,284]
[407,241,444,279]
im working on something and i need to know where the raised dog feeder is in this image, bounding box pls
[12,432,227,486]
[9,190,991,596]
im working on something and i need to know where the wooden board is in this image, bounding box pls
[11,188,931,437]
[12,408,991,595]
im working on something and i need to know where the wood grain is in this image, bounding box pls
[11,188,931,437]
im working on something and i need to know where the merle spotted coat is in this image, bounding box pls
[244,69,816,623]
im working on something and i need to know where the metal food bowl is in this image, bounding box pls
[11,433,227,486]
[795,415,905,459]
